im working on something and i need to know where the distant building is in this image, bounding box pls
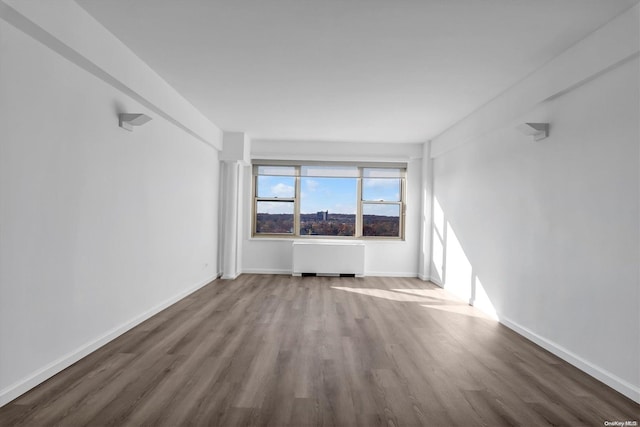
[316,210,328,221]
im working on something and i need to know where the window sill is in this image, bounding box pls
[248,236,405,243]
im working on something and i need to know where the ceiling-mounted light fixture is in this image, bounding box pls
[119,113,152,131]
[516,122,549,141]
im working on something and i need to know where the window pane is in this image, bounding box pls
[362,178,401,201]
[301,165,359,178]
[363,204,400,237]
[257,175,295,198]
[299,177,356,236]
[257,166,296,176]
[363,168,404,178]
[256,201,294,234]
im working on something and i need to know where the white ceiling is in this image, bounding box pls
[77,0,638,144]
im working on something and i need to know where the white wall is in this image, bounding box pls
[432,55,639,401]
[243,140,423,277]
[0,4,221,406]
[1,0,222,150]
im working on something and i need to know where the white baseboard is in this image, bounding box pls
[366,272,418,278]
[241,268,292,275]
[242,269,421,278]
[429,276,444,288]
[500,316,640,403]
[0,274,218,408]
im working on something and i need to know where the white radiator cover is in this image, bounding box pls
[292,241,365,277]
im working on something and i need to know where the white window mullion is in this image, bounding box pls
[356,168,363,238]
[294,166,301,236]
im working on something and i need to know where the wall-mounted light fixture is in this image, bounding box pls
[119,113,152,131]
[516,122,549,141]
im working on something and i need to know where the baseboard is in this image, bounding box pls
[500,316,640,403]
[0,273,218,408]
[366,272,418,278]
[241,268,292,275]
[242,269,421,278]
[429,276,444,288]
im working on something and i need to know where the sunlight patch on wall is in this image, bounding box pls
[444,223,472,302]
[431,197,499,320]
[431,198,446,283]
[472,277,498,320]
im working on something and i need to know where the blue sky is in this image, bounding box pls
[257,176,400,216]
[301,178,356,214]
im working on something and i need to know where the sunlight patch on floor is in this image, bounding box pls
[331,287,433,302]
[419,303,495,320]
[391,287,459,301]
[331,286,497,321]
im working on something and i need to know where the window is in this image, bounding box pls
[254,166,296,234]
[362,168,403,237]
[252,162,406,239]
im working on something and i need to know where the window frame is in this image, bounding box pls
[252,161,406,240]
[252,165,300,236]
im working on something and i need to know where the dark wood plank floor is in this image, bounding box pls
[1,275,638,426]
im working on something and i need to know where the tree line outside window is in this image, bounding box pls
[252,162,406,239]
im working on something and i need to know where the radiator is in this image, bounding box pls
[292,241,365,277]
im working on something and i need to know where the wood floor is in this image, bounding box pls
[1,275,637,426]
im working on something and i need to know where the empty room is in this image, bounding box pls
[0,0,638,425]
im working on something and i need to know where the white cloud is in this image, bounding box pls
[364,178,399,188]
[305,179,319,191]
[270,183,294,197]
[257,201,293,214]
